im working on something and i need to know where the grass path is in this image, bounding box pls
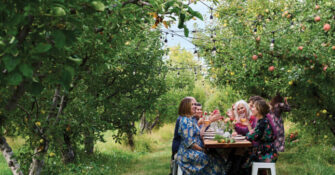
[120,125,174,175]
[121,142,171,175]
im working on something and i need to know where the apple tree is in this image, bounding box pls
[196,0,335,136]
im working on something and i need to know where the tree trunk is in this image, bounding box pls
[29,146,46,175]
[127,132,135,150]
[147,115,160,133]
[0,136,23,175]
[139,112,147,134]
[61,133,75,163]
[84,131,94,155]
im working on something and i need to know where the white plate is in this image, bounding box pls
[233,136,246,140]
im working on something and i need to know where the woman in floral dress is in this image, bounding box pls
[246,99,278,163]
[270,94,291,152]
[176,97,226,175]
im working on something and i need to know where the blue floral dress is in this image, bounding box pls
[176,116,225,175]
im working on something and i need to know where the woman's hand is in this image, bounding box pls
[209,113,221,122]
[241,118,250,126]
[224,117,230,123]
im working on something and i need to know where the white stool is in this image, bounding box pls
[252,162,276,175]
[177,166,183,175]
[172,160,183,175]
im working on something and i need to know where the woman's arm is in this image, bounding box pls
[247,119,266,141]
[235,124,249,136]
[191,143,205,152]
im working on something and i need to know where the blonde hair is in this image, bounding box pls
[233,100,251,122]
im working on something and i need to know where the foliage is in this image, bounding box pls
[0,0,203,173]
[196,0,335,135]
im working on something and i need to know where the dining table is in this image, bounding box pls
[203,131,252,149]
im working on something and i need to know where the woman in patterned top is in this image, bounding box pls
[270,94,291,152]
[176,97,226,175]
[246,99,278,164]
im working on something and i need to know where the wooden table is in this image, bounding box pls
[204,139,252,148]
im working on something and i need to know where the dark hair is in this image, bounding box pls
[254,100,270,116]
[248,96,264,103]
[196,102,202,107]
[178,97,194,116]
[270,94,284,107]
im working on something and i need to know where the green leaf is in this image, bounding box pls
[28,82,44,95]
[178,13,185,29]
[3,55,20,72]
[184,26,189,37]
[33,43,52,53]
[53,30,66,49]
[19,64,33,78]
[67,55,82,64]
[7,73,22,85]
[164,1,175,11]
[60,66,75,89]
[188,7,203,20]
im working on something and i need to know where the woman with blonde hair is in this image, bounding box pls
[233,100,256,136]
[176,97,225,175]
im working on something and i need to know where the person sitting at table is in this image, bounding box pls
[248,96,264,112]
[269,94,291,152]
[245,99,278,172]
[176,97,226,175]
[227,100,257,175]
[170,97,197,175]
[233,100,257,136]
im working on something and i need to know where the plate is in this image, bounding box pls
[233,136,246,140]
[203,136,215,139]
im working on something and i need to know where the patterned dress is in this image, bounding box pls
[246,117,278,162]
[271,103,291,152]
[176,116,226,175]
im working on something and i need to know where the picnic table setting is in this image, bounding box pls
[201,112,252,148]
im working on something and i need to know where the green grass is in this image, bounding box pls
[1,121,335,174]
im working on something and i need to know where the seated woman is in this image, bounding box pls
[176,97,226,175]
[233,100,257,136]
[228,100,257,175]
[246,99,278,165]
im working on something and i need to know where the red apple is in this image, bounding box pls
[324,23,331,32]
[258,53,263,58]
[332,46,335,50]
[314,16,321,22]
[298,46,303,51]
[252,55,258,60]
[315,5,320,10]
[323,65,328,71]
[268,66,275,72]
